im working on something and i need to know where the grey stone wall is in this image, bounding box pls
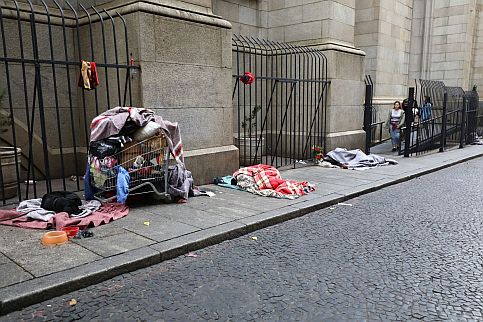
[472,1,483,92]
[355,0,413,100]
[428,0,477,88]
[212,0,267,38]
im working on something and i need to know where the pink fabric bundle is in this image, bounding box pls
[0,203,128,230]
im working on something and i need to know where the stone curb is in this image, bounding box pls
[1,152,482,315]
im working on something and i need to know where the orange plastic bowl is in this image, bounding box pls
[62,227,79,238]
[41,231,68,246]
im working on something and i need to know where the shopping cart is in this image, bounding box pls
[91,134,170,202]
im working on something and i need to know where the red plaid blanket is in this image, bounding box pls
[233,164,314,197]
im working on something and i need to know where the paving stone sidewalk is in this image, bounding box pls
[0,143,482,314]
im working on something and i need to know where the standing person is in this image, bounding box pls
[386,101,405,151]
[402,98,419,124]
[420,96,432,122]
[420,96,432,138]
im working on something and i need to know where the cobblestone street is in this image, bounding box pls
[2,157,483,321]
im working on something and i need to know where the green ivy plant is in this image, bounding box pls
[241,105,262,131]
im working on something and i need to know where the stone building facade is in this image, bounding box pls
[214,0,483,118]
[2,0,481,185]
[355,0,483,104]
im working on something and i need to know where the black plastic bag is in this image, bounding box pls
[120,120,139,136]
[89,140,121,158]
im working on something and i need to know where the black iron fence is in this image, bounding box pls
[363,75,387,154]
[465,89,480,143]
[401,79,480,156]
[0,1,138,205]
[232,35,329,168]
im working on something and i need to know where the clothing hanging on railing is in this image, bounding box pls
[78,60,100,90]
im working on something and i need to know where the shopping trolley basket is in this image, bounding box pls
[91,134,170,202]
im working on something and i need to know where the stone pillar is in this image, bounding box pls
[322,46,366,151]
[471,1,483,97]
[66,0,237,184]
[128,1,238,184]
[355,0,413,101]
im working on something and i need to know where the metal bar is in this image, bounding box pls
[66,1,89,174]
[14,0,33,199]
[240,34,247,164]
[40,0,66,191]
[28,0,51,193]
[459,96,466,148]
[250,36,265,164]
[116,11,132,106]
[233,35,242,165]
[79,4,100,116]
[66,0,85,190]
[256,38,271,161]
[231,75,329,83]
[404,87,414,157]
[440,92,448,152]
[0,57,137,68]
[244,35,253,164]
[103,9,122,106]
[53,0,80,192]
[364,84,372,155]
[92,7,111,109]
[271,82,295,165]
[26,71,38,198]
[0,4,22,203]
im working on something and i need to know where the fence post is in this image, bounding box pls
[363,84,372,155]
[404,87,414,157]
[439,92,448,152]
[459,96,467,149]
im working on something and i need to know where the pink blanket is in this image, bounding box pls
[0,203,128,230]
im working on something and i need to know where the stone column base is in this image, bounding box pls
[325,130,366,152]
[184,145,239,185]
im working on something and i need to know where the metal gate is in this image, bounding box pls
[363,75,386,154]
[232,35,329,168]
[465,89,480,143]
[401,79,480,156]
[0,1,137,205]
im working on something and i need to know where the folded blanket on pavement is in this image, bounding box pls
[16,199,56,222]
[0,203,128,230]
[233,164,315,199]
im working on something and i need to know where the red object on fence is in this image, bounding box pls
[240,72,255,85]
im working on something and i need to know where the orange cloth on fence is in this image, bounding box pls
[78,60,99,90]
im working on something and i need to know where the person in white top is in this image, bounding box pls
[385,101,406,152]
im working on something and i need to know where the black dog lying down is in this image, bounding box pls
[41,191,82,215]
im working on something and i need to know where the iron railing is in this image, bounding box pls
[401,79,480,156]
[363,75,386,154]
[465,89,480,143]
[0,1,138,205]
[232,35,329,168]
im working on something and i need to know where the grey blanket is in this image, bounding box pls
[326,148,397,169]
[17,199,55,222]
[17,199,101,221]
